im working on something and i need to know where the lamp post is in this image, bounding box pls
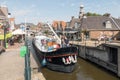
[2,13,11,48]
[3,21,7,48]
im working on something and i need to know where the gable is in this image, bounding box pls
[0,9,6,16]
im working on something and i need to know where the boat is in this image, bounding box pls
[32,24,78,73]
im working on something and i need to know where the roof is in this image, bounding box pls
[69,16,120,31]
[69,18,80,27]
[0,9,6,17]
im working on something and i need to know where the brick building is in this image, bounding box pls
[68,5,120,41]
[0,5,12,47]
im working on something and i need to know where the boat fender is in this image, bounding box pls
[74,55,77,63]
[71,55,77,63]
[62,58,68,65]
[66,57,71,64]
[68,56,72,62]
[41,58,46,66]
[71,56,74,63]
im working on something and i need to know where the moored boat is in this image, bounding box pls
[32,35,78,73]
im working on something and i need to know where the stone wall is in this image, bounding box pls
[86,47,109,61]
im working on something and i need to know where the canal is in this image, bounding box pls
[41,58,119,80]
[29,37,119,80]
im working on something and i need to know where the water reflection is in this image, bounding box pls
[41,58,119,80]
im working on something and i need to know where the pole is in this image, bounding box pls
[24,37,31,80]
[4,24,6,48]
[24,18,31,80]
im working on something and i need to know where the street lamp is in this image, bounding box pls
[3,21,7,48]
[2,13,11,48]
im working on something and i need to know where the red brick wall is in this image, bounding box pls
[89,30,119,40]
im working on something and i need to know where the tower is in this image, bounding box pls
[79,5,84,19]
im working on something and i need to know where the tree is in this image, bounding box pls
[85,12,101,16]
[103,13,111,17]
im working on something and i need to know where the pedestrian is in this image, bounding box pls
[64,36,69,46]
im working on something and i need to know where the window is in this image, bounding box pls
[105,21,112,28]
[74,22,80,29]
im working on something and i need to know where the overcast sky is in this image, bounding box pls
[1,0,120,24]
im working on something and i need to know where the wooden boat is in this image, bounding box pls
[32,35,78,73]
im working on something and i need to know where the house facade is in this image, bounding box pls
[68,5,120,41]
[80,16,120,41]
[0,5,12,47]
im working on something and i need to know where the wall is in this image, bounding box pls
[118,47,120,77]
[86,47,109,61]
[90,30,119,40]
[78,45,86,58]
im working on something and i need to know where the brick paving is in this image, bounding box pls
[0,42,46,80]
[0,43,24,80]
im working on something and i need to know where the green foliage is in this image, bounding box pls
[103,13,110,17]
[85,12,101,16]
[85,12,111,17]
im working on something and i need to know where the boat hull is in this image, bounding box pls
[32,39,78,73]
[46,62,75,73]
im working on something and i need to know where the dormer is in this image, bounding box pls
[105,20,112,28]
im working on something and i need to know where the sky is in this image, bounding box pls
[0,0,120,24]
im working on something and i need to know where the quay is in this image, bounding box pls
[71,40,120,77]
[0,42,46,80]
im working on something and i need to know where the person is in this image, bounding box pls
[64,36,69,46]
[9,37,14,45]
[61,35,69,47]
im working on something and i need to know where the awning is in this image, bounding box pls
[12,29,26,35]
[56,30,78,34]
[0,33,12,40]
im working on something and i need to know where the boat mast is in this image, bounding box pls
[47,23,61,44]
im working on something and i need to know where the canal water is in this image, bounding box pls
[41,58,119,80]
